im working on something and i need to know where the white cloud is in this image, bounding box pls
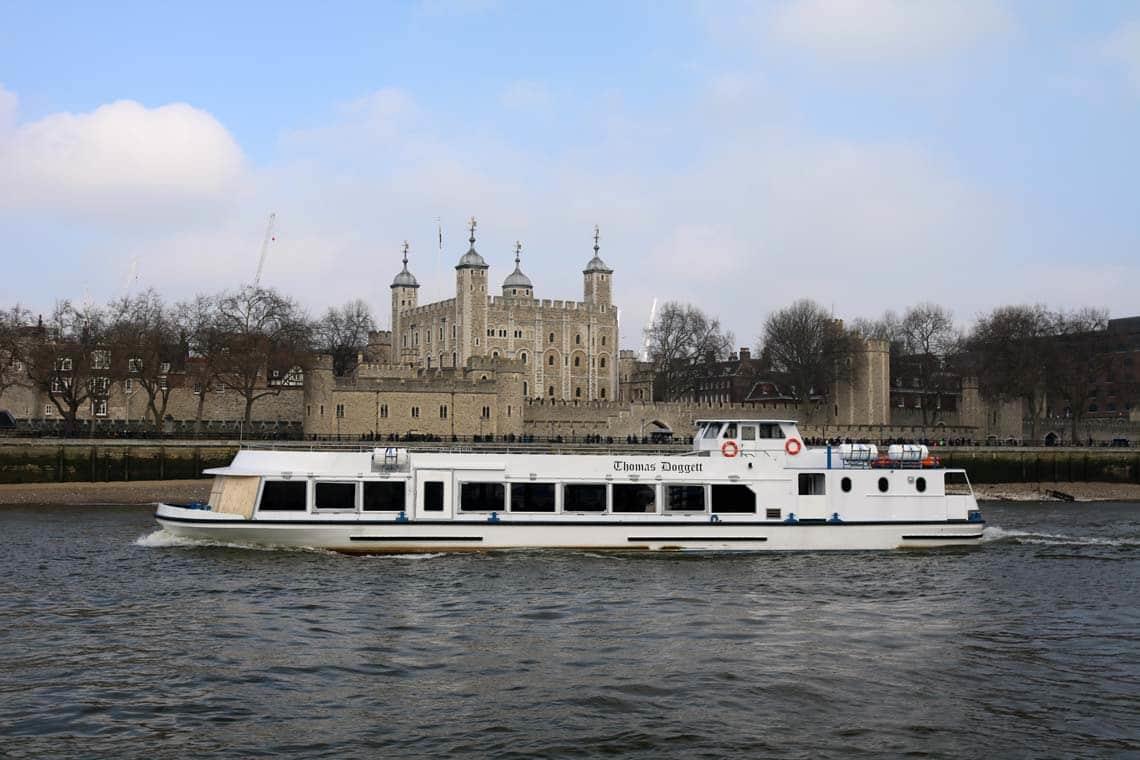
[0,84,17,133]
[0,96,245,218]
[771,0,1011,62]
[1103,18,1140,92]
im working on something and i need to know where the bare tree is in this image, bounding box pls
[25,301,109,435]
[212,286,312,426]
[899,303,962,426]
[317,299,376,376]
[968,304,1055,442]
[177,294,227,438]
[644,302,734,401]
[0,305,32,401]
[761,299,858,420]
[108,289,180,431]
[1049,308,1110,444]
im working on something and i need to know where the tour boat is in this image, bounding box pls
[154,419,985,553]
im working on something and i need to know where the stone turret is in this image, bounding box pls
[455,217,489,368]
[583,225,613,306]
[390,241,419,365]
[502,241,533,299]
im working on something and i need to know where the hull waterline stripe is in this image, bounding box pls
[156,515,984,528]
[349,535,483,542]
[627,536,767,542]
[901,533,984,541]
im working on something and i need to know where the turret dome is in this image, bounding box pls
[390,242,420,289]
[503,241,533,290]
[456,217,489,270]
[583,225,613,273]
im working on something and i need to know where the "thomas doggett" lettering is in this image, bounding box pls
[612,460,704,474]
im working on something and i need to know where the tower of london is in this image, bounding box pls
[385,219,619,402]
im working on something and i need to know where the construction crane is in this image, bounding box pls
[641,298,658,361]
[253,212,277,286]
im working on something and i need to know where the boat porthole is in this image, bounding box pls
[878,477,889,493]
[841,477,852,493]
[916,477,926,493]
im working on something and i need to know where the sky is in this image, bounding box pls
[1,0,1138,350]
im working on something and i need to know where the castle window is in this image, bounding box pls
[512,289,517,295]
[600,388,606,399]
[548,386,555,397]
[92,399,108,417]
[548,355,554,366]
[481,406,491,418]
[523,381,528,396]
[575,387,582,398]
[575,335,581,345]
[601,336,606,346]
[600,357,606,368]
[440,405,448,419]
[520,353,527,364]
[335,404,344,418]
[487,329,494,337]
[320,405,325,416]
[492,351,499,358]
[507,406,512,417]
[412,406,420,418]
[380,404,389,418]
[500,330,506,337]
[439,327,443,339]
[549,332,555,343]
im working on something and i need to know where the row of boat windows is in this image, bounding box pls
[257,480,759,514]
[701,422,785,441]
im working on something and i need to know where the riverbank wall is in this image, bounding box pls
[0,440,1137,485]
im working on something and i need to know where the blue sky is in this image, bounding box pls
[2,1,1138,348]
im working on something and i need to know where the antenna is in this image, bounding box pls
[641,298,658,361]
[253,212,277,286]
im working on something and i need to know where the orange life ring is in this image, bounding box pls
[721,440,740,458]
[785,438,802,456]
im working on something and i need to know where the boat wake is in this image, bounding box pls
[134,529,332,554]
[982,526,1137,548]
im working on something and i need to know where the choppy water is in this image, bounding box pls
[1,502,1137,759]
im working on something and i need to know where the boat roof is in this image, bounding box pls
[695,419,799,425]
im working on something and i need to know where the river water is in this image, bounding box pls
[1,502,1136,759]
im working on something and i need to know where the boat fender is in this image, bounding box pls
[785,438,802,456]
[827,512,843,524]
[721,440,740,458]
[396,511,409,523]
[488,512,501,523]
[709,514,721,524]
[784,512,798,524]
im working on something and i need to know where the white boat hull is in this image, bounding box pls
[155,505,985,553]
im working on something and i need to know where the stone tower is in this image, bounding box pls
[583,225,613,306]
[390,241,419,365]
[455,217,490,368]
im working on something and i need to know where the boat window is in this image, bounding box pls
[665,484,705,512]
[878,477,889,493]
[460,482,505,512]
[766,508,781,519]
[798,473,826,496]
[722,423,738,438]
[945,472,972,495]
[259,480,307,511]
[711,484,756,513]
[510,483,556,512]
[363,481,406,511]
[916,477,927,493]
[740,425,757,441]
[564,483,606,512]
[315,482,356,510]
[841,477,852,493]
[758,424,785,439]
[612,483,656,513]
[424,481,444,512]
[701,423,722,440]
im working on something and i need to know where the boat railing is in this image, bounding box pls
[238,441,690,456]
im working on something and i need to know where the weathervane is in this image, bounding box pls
[402,240,409,266]
[515,240,522,265]
[593,225,600,254]
[468,216,477,246]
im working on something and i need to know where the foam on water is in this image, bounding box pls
[983,525,1137,547]
[134,529,335,554]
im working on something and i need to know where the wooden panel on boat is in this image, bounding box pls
[209,476,260,518]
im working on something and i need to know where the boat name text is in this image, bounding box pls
[612,460,704,474]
